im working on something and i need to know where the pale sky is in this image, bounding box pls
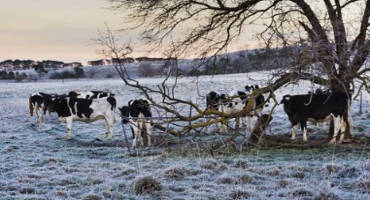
[0,0,126,64]
[0,0,265,65]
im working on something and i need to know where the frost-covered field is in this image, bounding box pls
[0,72,369,200]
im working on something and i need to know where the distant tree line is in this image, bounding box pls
[136,47,296,77]
[200,47,296,76]
[0,71,28,81]
[0,59,82,70]
[49,67,86,79]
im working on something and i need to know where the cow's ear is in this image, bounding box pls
[128,100,133,107]
[280,95,290,104]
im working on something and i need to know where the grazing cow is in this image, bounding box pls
[68,91,114,100]
[29,92,56,124]
[280,91,350,144]
[119,99,152,148]
[218,85,267,132]
[217,92,247,132]
[205,85,267,133]
[48,96,116,140]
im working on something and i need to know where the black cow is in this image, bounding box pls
[280,91,350,143]
[119,99,152,148]
[48,96,116,140]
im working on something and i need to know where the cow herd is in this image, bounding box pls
[29,85,353,147]
[29,91,152,147]
[206,85,352,144]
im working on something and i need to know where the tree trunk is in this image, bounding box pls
[247,114,273,145]
[329,78,353,139]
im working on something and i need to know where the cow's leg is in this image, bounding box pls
[339,117,346,143]
[222,121,228,133]
[139,122,145,146]
[329,115,341,144]
[37,107,44,124]
[130,126,135,139]
[241,116,247,127]
[66,117,73,140]
[132,123,139,148]
[105,116,115,139]
[247,115,253,132]
[40,111,45,124]
[219,117,228,133]
[35,107,41,125]
[145,121,152,146]
[301,121,308,142]
[291,123,299,140]
[103,118,109,138]
[214,117,219,131]
[108,121,114,139]
[235,117,240,132]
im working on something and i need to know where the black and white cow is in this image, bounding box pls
[68,91,114,100]
[280,91,350,144]
[48,95,116,140]
[204,85,266,133]
[216,85,267,132]
[119,99,152,148]
[29,92,56,124]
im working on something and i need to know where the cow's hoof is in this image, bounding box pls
[328,138,337,144]
[103,133,108,138]
[66,137,72,140]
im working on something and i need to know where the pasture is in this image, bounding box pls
[0,73,369,199]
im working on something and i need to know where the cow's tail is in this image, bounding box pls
[29,97,34,116]
[107,97,116,111]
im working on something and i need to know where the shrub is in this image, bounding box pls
[131,176,161,195]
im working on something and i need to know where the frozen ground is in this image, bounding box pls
[0,72,369,199]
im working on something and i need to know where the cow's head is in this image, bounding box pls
[119,106,130,123]
[245,85,253,92]
[206,91,220,110]
[219,94,229,105]
[280,95,291,104]
[39,93,54,114]
[280,95,293,113]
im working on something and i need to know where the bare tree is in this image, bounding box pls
[95,27,284,151]
[107,0,370,139]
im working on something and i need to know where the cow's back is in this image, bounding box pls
[286,92,348,120]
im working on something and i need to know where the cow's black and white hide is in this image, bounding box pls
[29,92,56,124]
[217,85,267,132]
[48,96,116,140]
[280,92,350,144]
[245,85,267,116]
[119,99,152,148]
[215,90,256,133]
[68,91,114,100]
